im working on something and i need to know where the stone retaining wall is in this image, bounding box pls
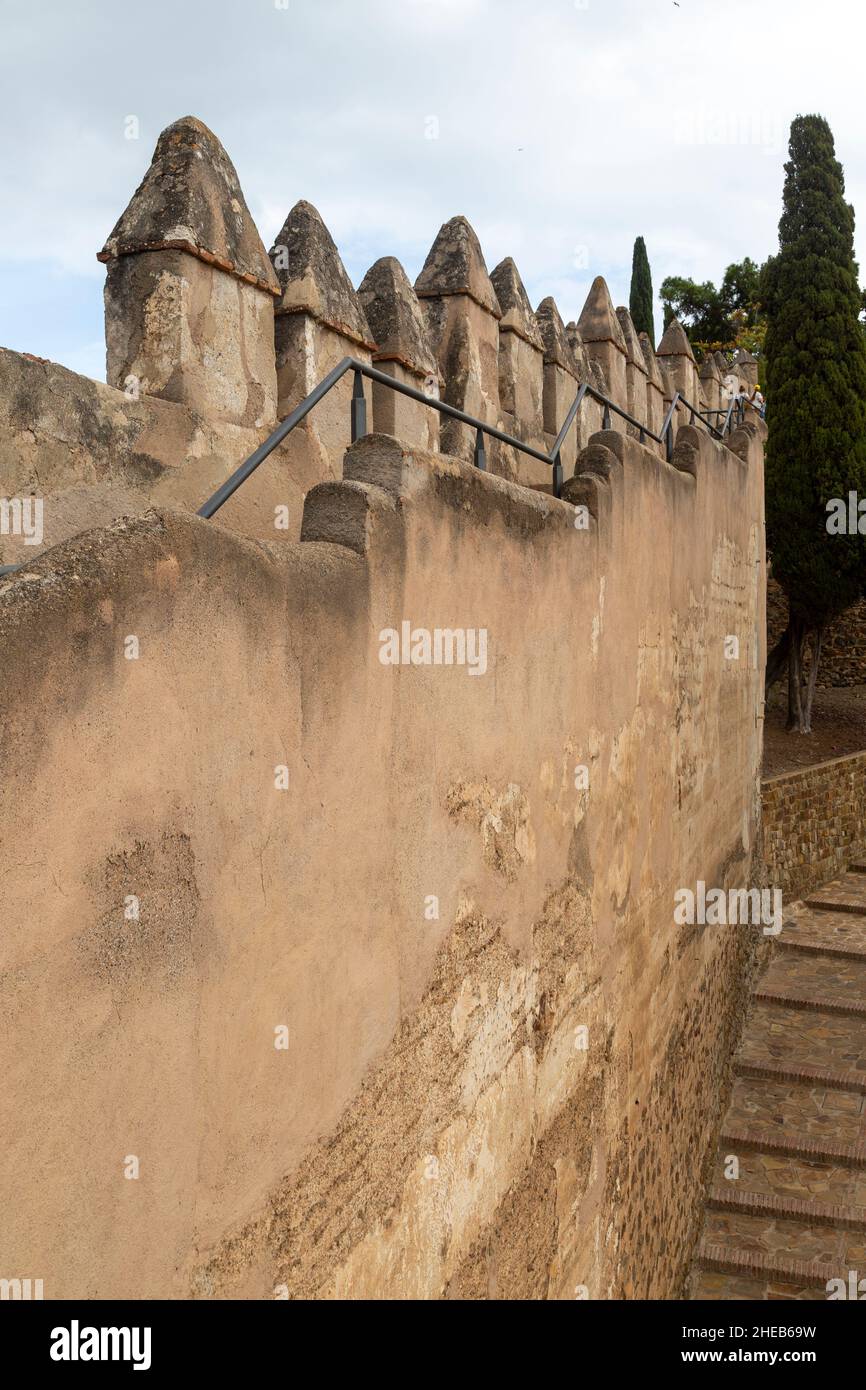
[763,750,866,901]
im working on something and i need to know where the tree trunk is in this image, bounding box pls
[802,624,824,734]
[765,625,791,691]
[786,616,805,732]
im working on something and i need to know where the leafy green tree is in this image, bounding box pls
[660,275,728,342]
[720,258,762,325]
[660,258,766,359]
[762,114,866,732]
[629,236,654,339]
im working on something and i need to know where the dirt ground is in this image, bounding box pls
[763,683,866,777]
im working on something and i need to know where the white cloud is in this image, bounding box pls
[1,0,865,365]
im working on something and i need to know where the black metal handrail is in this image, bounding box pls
[0,360,755,577]
[197,357,744,521]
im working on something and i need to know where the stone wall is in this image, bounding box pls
[1,114,737,569]
[0,416,766,1299]
[762,751,866,901]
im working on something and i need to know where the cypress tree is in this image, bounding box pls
[762,115,866,732]
[629,236,654,340]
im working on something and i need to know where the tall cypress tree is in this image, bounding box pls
[763,115,866,732]
[629,236,654,339]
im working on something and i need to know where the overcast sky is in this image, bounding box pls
[2,0,864,381]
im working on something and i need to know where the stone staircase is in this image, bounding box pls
[688,866,866,1300]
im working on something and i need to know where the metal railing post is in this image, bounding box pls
[552,451,563,499]
[350,369,367,443]
[473,427,487,471]
[602,404,611,430]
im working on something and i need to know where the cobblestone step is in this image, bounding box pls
[737,1001,866,1075]
[689,1266,827,1300]
[710,1141,866,1207]
[696,1239,842,1291]
[724,1074,864,1146]
[753,987,866,1019]
[759,949,866,1001]
[707,1184,866,1231]
[776,934,866,962]
[720,1124,866,1169]
[736,1058,866,1095]
[689,865,866,1302]
[778,906,866,955]
[805,872,866,915]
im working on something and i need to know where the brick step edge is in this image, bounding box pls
[805,897,866,918]
[735,1058,866,1094]
[697,1240,839,1291]
[776,934,866,962]
[752,987,866,1018]
[719,1125,866,1169]
[707,1184,866,1231]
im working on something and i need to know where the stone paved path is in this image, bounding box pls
[688,865,866,1300]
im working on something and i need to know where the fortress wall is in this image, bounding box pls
[0,417,766,1299]
[1,116,711,547]
[0,347,324,561]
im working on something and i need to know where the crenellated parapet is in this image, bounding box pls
[656,317,700,410]
[270,200,376,476]
[489,258,545,447]
[414,216,502,464]
[98,116,280,429]
[615,306,649,435]
[0,112,762,559]
[578,277,629,416]
[359,256,442,452]
[534,297,582,474]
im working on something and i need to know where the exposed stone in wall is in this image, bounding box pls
[358,255,441,452]
[99,116,279,429]
[762,751,866,901]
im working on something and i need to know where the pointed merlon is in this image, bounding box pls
[97,116,280,296]
[490,258,543,350]
[269,200,375,349]
[536,298,579,376]
[616,307,647,372]
[414,216,501,317]
[639,332,665,389]
[358,256,441,382]
[699,353,723,383]
[733,347,757,365]
[565,321,593,378]
[578,277,627,354]
[713,350,730,374]
[656,317,696,362]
